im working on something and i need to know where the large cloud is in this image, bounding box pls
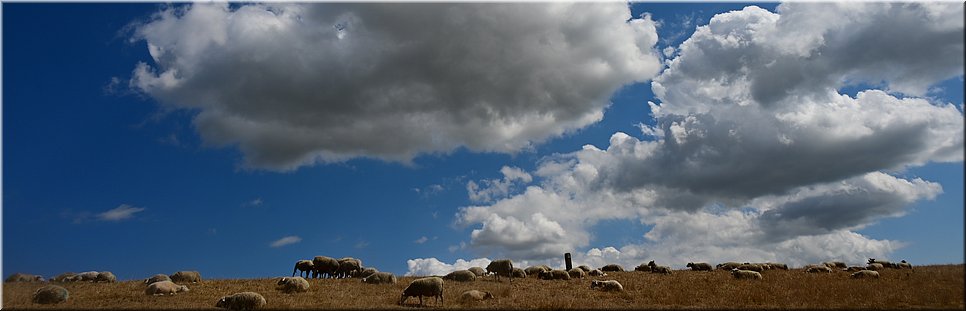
[129,3,662,170]
[452,3,962,265]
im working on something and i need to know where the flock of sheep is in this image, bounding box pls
[4,256,913,309]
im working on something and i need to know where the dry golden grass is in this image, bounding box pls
[3,265,963,309]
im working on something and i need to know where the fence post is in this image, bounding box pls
[565,253,573,271]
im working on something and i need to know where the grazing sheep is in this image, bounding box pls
[868,258,897,269]
[687,262,713,271]
[731,269,762,280]
[362,272,397,285]
[312,256,340,279]
[145,274,172,285]
[486,259,514,282]
[823,261,847,269]
[633,263,652,272]
[352,267,378,278]
[511,268,527,278]
[590,280,624,292]
[145,281,189,295]
[293,260,314,278]
[898,260,913,269]
[5,273,44,283]
[524,266,550,277]
[398,277,444,307]
[95,271,117,283]
[337,257,363,278]
[601,264,625,272]
[805,266,832,273]
[170,271,202,283]
[577,265,592,272]
[717,262,741,270]
[736,264,763,273]
[651,266,673,274]
[538,270,572,280]
[851,270,880,279]
[32,285,69,304]
[767,262,789,270]
[460,290,494,302]
[468,267,485,277]
[276,277,310,293]
[845,266,866,272]
[866,263,885,271]
[567,268,586,279]
[443,270,477,282]
[588,269,607,277]
[216,292,266,310]
[51,272,77,283]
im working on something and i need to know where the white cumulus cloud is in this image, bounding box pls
[270,236,302,248]
[97,204,146,221]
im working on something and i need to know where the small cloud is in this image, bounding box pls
[270,235,302,248]
[448,241,467,253]
[243,198,263,207]
[97,204,146,222]
[354,240,370,249]
[415,184,446,198]
[207,228,217,235]
[414,236,429,244]
[157,133,182,147]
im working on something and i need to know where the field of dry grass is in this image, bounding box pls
[3,264,963,309]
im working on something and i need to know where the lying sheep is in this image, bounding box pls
[633,263,652,272]
[95,271,117,283]
[511,268,527,278]
[51,272,77,283]
[823,261,847,269]
[567,268,585,279]
[738,264,763,272]
[145,274,172,285]
[460,290,494,302]
[293,260,314,278]
[145,280,189,295]
[468,267,485,277]
[651,266,672,274]
[767,262,789,270]
[898,260,913,269]
[312,256,340,279]
[352,267,378,279]
[588,269,607,277]
[590,280,624,292]
[398,277,444,307]
[524,266,549,277]
[5,273,44,283]
[216,292,266,310]
[600,264,624,272]
[731,269,762,280]
[170,271,202,283]
[538,270,571,280]
[577,265,592,272]
[805,266,832,273]
[68,271,100,282]
[337,257,362,278]
[868,258,897,269]
[717,262,741,270]
[443,270,477,282]
[686,262,713,271]
[276,277,310,293]
[33,285,69,304]
[486,259,514,282]
[362,272,397,284]
[866,263,885,271]
[845,266,866,272]
[851,270,880,279]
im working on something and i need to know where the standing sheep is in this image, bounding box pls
[738,264,764,272]
[868,258,897,269]
[731,269,762,280]
[293,260,314,278]
[468,267,486,277]
[276,277,310,293]
[216,292,266,310]
[511,268,527,278]
[590,280,624,292]
[845,266,866,272]
[851,270,880,279]
[312,256,340,279]
[95,271,117,283]
[337,257,362,278]
[170,271,202,283]
[460,290,494,302]
[145,274,172,285]
[5,273,44,283]
[866,263,885,271]
[686,262,713,271]
[717,262,742,270]
[443,270,477,282]
[398,277,444,307]
[32,285,69,304]
[352,267,379,278]
[538,270,572,280]
[767,262,789,270]
[600,264,624,272]
[362,272,397,284]
[524,266,549,277]
[486,259,514,283]
[145,281,189,295]
[567,268,586,279]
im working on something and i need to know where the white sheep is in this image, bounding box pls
[823,261,846,269]
[145,280,189,295]
[362,272,397,284]
[95,271,117,283]
[737,264,763,272]
[590,280,624,292]
[717,262,741,270]
[805,266,832,273]
[293,260,314,278]
[145,274,172,285]
[468,267,485,277]
[216,292,266,310]
[538,270,571,280]
[524,266,549,277]
[32,285,69,304]
[866,263,885,271]
[5,273,44,283]
[898,260,913,269]
[69,271,100,282]
[567,268,586,279]
[460,289,494,302]
[731,269,762,280]
[398,277,444,307]
[352,267,378,278]
[600,264,625,272]
[511,268,527,278]
[767,262,789,270]
[686,262,713,271]
[588,269,607,277]
[170,271,202,283]
[443,270,477,282]
[276,277,310,293]
[51,272,77,283]
[577,265,592,272]
[850,270,880,279]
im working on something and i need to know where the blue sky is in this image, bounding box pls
[2,2,963,280]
